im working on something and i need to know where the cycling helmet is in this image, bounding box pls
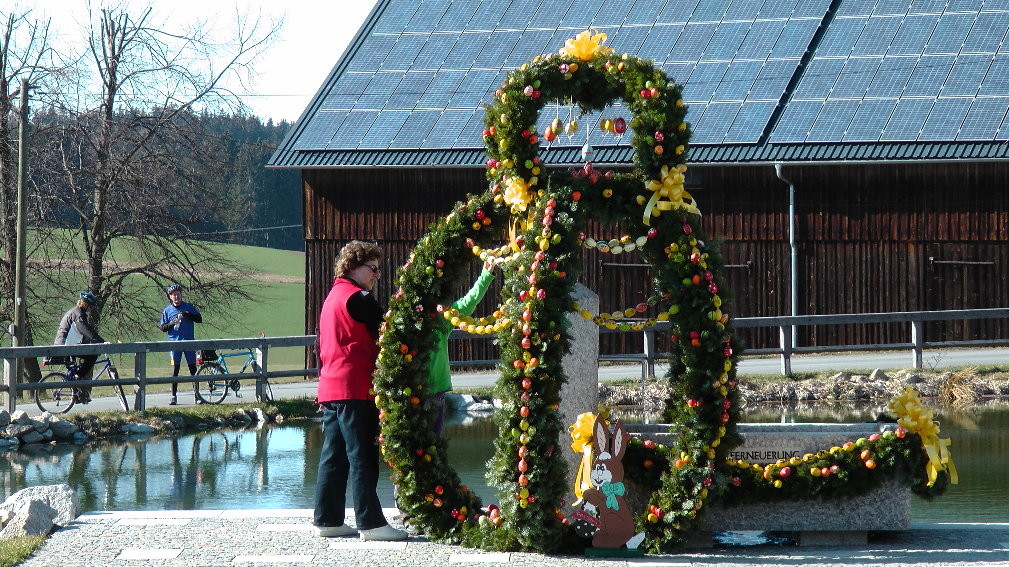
[79,291,98,306]
[165,284,183,297]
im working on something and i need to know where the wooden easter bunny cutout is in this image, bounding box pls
[580,416,634,548]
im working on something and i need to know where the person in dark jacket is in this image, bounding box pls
[159,284,203,405]
[53,291,104,403]
[313,240,406,542]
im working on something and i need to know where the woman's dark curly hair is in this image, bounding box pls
[335,240,382,278]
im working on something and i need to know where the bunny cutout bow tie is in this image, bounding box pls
[601,482,625,510]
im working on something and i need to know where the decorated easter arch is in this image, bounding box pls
[373,31,955,555]
[374,31,738,552]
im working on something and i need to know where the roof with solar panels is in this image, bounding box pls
[269,0,1009,168]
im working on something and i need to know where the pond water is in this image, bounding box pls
[2,403,1007,523]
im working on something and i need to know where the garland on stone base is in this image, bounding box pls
[373,30,952,556]
[622,388,954,537]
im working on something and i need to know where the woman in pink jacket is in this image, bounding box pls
[313,240,406,542]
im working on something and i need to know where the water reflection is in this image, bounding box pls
[2,403,1008,523]
[0,416,497,513]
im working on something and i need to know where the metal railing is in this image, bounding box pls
[449,307,1009,378]
[4,308,1008,412]
[0,335,317,413]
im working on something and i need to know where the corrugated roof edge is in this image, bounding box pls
[268,141,1009,169]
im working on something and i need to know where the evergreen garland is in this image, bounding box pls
[372,30,950,555]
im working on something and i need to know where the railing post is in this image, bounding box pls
[642,327,656,380]
[778,325,793,376]
[255,346,269,402]
[911,319,924,369]
[3,358,14,413]
[134,352,147,411]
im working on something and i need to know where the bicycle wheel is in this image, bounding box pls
[113,385,129,411]
[258,380,274,403]
[108,366,130,411]
[35,372,76,414]
[195,363,229,404]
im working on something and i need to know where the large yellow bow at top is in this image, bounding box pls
[559,30,614,62]
[887,387,958,486]
[642,164,699,225]
[568,412,598,503]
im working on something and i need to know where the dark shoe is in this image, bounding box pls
[169,395,177,406]
[195,396,204,405]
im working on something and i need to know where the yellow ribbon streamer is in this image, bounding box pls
[569,412,598,503]
[887,387,959,486]
[642,164,699,226]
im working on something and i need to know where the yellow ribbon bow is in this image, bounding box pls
[502,176,533,214]
[642,164,699,225]
[559,30,614,62]
[887,387,959,486]
[569,412,598,503]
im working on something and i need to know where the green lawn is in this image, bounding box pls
[27,238,309,380]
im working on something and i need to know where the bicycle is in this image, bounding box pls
[36,355,129,414]
[194,349,273,404]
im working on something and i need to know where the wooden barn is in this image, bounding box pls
[269,0,1009,358]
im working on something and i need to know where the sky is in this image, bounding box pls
[24,0,382,124]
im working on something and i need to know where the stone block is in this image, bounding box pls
[0,500,57,538]
[625,423,911,537]
[559,283,599,512]
[0,484,79,527]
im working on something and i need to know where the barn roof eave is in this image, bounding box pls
[265,141,1009,170]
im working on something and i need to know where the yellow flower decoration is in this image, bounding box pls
[887,387,958,486]
[568,412,599,502]
[559,30,614,62]
[642,164,699,225]
[502,176,533,213]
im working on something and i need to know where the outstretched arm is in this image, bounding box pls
[452,266,496,317]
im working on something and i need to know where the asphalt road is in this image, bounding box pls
[24,347,1008,415]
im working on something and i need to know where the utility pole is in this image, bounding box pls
[12,78,29,383]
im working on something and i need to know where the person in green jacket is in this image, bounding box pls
[428,262,496,435]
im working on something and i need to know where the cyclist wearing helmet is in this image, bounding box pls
[53,291,104,403]
[159,284,203,405]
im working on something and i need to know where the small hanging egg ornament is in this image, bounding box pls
[613,117,627,134]
[581,143,594,162]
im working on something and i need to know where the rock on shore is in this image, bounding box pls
[598,367,1009,412]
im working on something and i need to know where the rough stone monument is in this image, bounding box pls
[559,283,599,509]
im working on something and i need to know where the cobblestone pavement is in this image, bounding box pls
[16,508,1009,567]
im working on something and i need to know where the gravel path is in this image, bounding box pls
[17,509,1009,566]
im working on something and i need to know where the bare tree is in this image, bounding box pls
[32,3,281,339]
[0,8,63,348]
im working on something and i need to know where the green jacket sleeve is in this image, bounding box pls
[452,267,495,317]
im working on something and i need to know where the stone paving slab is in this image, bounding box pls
[16,509,1009,567]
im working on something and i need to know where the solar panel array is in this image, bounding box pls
[293,0,1009,153]
[772,1,1009,143]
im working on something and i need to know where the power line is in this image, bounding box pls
[185,224,301,238]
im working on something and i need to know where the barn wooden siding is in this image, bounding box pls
[303,161,1009,361]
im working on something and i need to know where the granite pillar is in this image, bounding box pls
[559,283,599,511]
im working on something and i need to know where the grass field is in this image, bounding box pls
[26,239,310,386]
[144,243,307,379]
